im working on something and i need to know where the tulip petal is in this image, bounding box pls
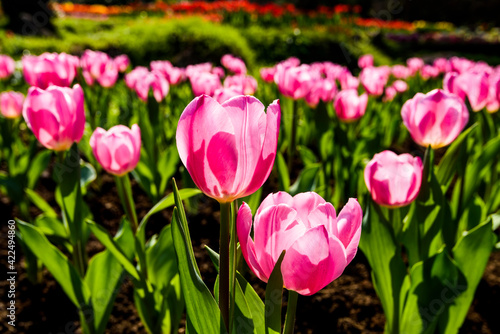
[253,204,306,278]
[236,203,267,282]
[336,199,362,264]
[281,225,347,295]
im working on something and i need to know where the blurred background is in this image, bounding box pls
[1,0,500,69]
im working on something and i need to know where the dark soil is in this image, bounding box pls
[0,170,499,334]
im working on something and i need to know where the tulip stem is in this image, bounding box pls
[116,175,148,279]
[219,201,232,333]
[288,99,298,172]
[283,290,299,334]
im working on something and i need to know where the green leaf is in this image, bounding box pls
[359,199,407,333]
[297,145,317,166]
[87,221,140,281]
[436,123,478,188]
[171,180,222,334]
[85,220,134,334]
[400,250,465,334]
[132,158,157,201]
[438,219,496,334]
[265,250,286,334]
[58,144,84,246]
[462,133,500,210]
[289,163,321,195]
[34,216,68,239]
[25,188,58,218]
[137,188,202,245]
[146,224,177,290]
[276,152,290,192]
[80,161,97,194]
[402,160,450,265]
[17,220,90,308]
[157,145,180,196]
[27,150,52,189]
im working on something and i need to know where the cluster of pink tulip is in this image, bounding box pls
[1,47,499,334]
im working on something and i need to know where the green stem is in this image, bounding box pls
[288,99,298,172]
[115,175,148,279]
[283,290,299,334]
[58,151,86,277]
[219,202,232,333]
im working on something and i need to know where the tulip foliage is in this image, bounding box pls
[0,50,499,334]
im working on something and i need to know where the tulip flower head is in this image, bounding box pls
[221,54,247,75]
[114,54,130,73]
[189,72,222,97]
[237,192,362,295]
[0,92,24,119]
[358,54,374,69]
[90,124,141,176]
[23,84,85,151]
[401,89,469,149]
[334,89,368,122]
[176,95,280,203]
[360,66,391,96]
[0,55,16,79]
[81,50,119,88]
[22,52,77,89]
[364,150,423,208]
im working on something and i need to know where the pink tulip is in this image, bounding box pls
[189,72,222,97]
[392,80,408,93]
[449,57,473,74]
[260,67,276,83]
[134,70,169,103]
[401,89,469,149]
[90,124,141,176]
[224,75,258,95]
[358,54,374,69]
[433,58,450,73]
[383,86,397,102]
[365,151,422,208]
[80,50,119,88]
[221,54,247,75]
[212,67,225,78]
[334,89,368,122]
[305,78,337,107]
[444,71,489,111]
[22,53,77,89]
[486,73,500,113]
[185,63,212,78]
[274,64,319,100]
[338,69,359,90]
[0,92,24,119]
[407,57,424,74]
[213,87,241,104]
[176,95,280,203]
[125,66,149,90]
[237,192,362,296]
[420,65,440,80]
[391,65,412,79]
[360,66,390,96]
[0,55,15,79]
[22,84,85,151]
[114,54,130,73]
[165,67,186,85]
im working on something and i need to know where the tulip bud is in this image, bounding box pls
[22,84,85,151]
[334,89,368,122]
[364,150,422,208]
[176,95,280,203]
[0,92,24,119]
[401,89,469,149]
[90,124,141,176]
